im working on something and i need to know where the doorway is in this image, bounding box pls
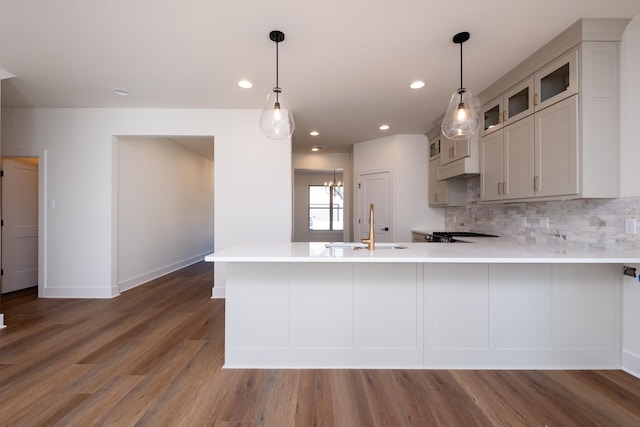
[114,136,215,293]
[1,154,44,296]
[357,170,393,243]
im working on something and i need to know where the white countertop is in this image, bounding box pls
[204,239,640,264]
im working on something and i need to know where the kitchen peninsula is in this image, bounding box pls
[205,241,640,370]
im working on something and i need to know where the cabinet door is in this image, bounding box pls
[441,136,471,165]
[481,95,503,136]
[480,131,504,201]
[504,78,535,125]
[534,95,578,197]
[535,48,578,111]
[429,158,445,206]
[503,116,535,199]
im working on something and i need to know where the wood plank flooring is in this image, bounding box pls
[1,261,640,426]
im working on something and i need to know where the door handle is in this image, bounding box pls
[381,227,389,231]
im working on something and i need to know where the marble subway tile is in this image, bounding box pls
[445,177,640,251]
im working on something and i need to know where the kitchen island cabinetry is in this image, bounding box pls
[206,241,637,370]
[479,19,627,202]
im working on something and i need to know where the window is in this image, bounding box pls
[308,185,344,231]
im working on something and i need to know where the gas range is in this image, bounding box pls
[425,231,498,243]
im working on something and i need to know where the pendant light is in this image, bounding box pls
[259,30,295,139]
[441,31,480,140]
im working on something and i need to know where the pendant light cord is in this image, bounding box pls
[276,40,279,88]
[459,42,463,90]
[275,40,280,103]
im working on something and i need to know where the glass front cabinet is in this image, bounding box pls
[481,78,535,136]
[534,48,578,112]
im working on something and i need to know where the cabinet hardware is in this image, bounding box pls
[503,181,508,195]
[498,182,502,195]
[502,111,506,122]
[534,93,538,106]
[534,176,540,192]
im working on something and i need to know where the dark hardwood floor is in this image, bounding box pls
[1,261,640,426]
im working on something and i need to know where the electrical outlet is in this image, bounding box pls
[625,218,637,235]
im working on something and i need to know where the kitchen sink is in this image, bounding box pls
[325,242,408,250]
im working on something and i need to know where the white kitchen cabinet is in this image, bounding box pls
[426,126,479,182]
[440,135,470,165]
[505,78,535,125]
[481,95,503,136]
[480,131,503,201]
[534,48,578,112]
[534,95,578,197]
[480,115,535,201]
[429,157,466,207]
[478,18,626,202]
[481,78,534,136]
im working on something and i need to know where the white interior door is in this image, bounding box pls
[358,171,392,243]
[1,158,39,294]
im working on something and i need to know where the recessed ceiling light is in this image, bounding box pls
[113,88,129,96]
[379,125,390,130]
[310,131,319,136]
[410,81,425,89]
[311,145,327,152]
[238,80,253,89]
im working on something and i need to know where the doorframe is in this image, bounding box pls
[354,167,395,242]
[1,148,47,297]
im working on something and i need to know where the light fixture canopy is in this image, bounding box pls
[259,30,295,139]
[441,31,480,140]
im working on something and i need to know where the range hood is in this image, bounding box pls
[437,133,480,180]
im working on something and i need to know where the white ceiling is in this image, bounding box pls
[1,1,639,153]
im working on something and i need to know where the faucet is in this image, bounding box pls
[361,203,375,250]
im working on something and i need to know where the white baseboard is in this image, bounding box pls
[118,253,210,293]
[43,285,119,299]
[212,286,225,299]
[0,313,5,329]
[622,350,640,379]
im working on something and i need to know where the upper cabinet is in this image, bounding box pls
[534,49,578,112]
[479,18,629,203]
[482,78,535,136]
[440,135,471,165]
[426,130,467,207]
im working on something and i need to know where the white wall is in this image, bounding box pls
[353,134,445,242]
[0,81,3,327]
[0,108,291,299]
[117,136,214,292]
[619,15,640,376]
[620,15,640,197]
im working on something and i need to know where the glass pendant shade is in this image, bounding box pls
[441,88,480,140]
[260,87,295,139]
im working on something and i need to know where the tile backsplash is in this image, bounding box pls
[445,176,640,251]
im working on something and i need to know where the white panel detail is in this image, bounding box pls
[426,264,490,350]
[228,263,291,349]
[553,264,619,349]
[360,263,420,349]
[490,264,553,349]
[297,263,354,349]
